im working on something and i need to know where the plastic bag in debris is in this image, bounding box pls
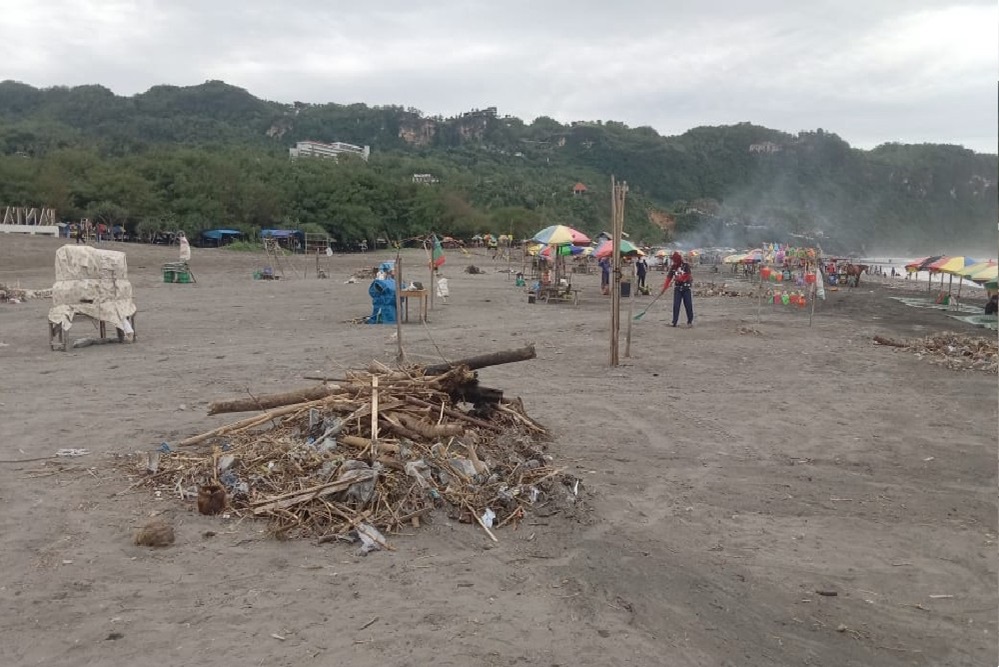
[449,457,478,479]
[337,460,378,505]
[404,460,433,488]
[480,508,496,528]
[356,522,387,556]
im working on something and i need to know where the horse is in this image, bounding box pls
[843,263,869,287]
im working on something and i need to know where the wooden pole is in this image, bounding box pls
[428,238,435,312]
[625,260,635,358]
[610,176,620,366]
[394,252,405,363]
[757,265,763,323]
[809,269,816,327]
[370,375,379,456]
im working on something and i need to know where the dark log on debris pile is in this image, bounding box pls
[423,344,535,376]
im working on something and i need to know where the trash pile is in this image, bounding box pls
[124,356,579,547]
[873,333,998,373]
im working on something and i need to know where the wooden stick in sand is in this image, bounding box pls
[370,375,379,457]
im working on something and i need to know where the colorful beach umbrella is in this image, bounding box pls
[907,256,943,272]
[959,260,997,280]
[593,239,642,259]
[532,225,591,246]
[933,256,977,275]
[969,264,998,283]
[540,244,586,257]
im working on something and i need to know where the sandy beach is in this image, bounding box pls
[0,235,995,667]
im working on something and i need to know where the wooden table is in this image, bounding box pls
[399,288,428,323]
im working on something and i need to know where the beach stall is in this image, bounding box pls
[530,225,590,304]
[200,229,243,247]
[261,229,306,252]
[48,245,137,351]
[755,244,822,325]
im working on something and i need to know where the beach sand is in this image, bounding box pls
[0,236,995,666]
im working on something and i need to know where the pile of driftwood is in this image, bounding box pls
[127,345,579,545]
[874,333,998,373]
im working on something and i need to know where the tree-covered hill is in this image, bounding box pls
[0,80,994,253]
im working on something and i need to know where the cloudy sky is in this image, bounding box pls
[4,0,997,152]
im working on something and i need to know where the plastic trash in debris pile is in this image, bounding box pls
[48,245,136,332]
[367,278,397,324]
[356,522,388,555]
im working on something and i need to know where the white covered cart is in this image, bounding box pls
[48,245,137,351]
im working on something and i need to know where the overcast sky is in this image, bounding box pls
[4,0,997,153]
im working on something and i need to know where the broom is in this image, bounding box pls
[633,289,666,320]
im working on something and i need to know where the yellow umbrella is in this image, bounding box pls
[723,253,745,264]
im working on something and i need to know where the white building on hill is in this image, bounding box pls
[289,140,371,161]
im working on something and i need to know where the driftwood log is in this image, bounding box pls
[208,385,344,415]
[423,344,536,376]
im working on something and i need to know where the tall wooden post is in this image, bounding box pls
[609,177,628,366]
[427,236,435,312]
[610,176,620,366]
[394,252,405,363]
[625,260,635,358]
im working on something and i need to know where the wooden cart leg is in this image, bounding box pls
[50,322,66,351]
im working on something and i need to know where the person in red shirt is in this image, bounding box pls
[660,251,694,327]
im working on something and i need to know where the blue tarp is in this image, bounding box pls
[368,278,397,324]
[202,229,243,241]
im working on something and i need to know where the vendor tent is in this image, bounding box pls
[201,229,243,247]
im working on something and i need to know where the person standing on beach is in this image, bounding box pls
[660,251,694,327]
[599,256,611,295]
[178,232,191,262]
[636,256,648,292]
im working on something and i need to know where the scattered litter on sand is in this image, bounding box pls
[120,359,580,544]
[873,333,998,373]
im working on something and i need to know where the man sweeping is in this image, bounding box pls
[660,251,694,327]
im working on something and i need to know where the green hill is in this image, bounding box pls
[0,80,994,253]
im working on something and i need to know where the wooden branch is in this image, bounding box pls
[404,396,502,433]
[251,471,376,514]
[398,415,464,439]
[208,385,344,415]
[423,344,536,376]
[179,397,333,447]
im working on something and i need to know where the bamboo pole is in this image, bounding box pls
[625,260,635,358]
[757,266,763,323]
[370,375,379,457]
[427,238,435,311]
[394,252,405,363]
[809,268,816,327]
[610,176,619,366]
